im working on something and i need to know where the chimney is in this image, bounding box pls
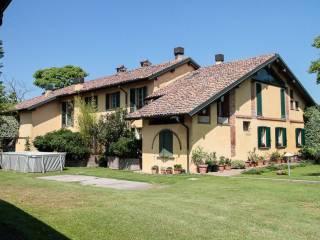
[116,64,127,73]
[174,47,184,59]
[140,59,152,67]
[215,54,224,64]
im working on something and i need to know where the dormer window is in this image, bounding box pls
[198,106,210,124]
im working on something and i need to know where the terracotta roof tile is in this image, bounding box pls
[16,57,197,110]
[128,53,276,119]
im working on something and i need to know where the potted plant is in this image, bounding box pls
[257,156,265,167]
[248,149,259,167]
[206,152,217,172]
[174,164,182,174]
[245,160,251,168]
[225,158,232,170]
[160,167,166,174]
[269,151,282,164]
[166,166,173,174]
[151,165,159,174]
[218,156,226,171]
[192,147,208,174]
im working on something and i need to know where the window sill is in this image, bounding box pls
[258,147,270,150]
[276,146,286,149]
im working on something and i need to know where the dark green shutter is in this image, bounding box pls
[106,94,110,110]
[280,88,286,119]
[275,127,280,147]
[266,127,271,148]
[142,86,147,107]
[295,128,300,147]
[301,129,305,146]
[130,88,136,112]
[283,128,287,147]
[256,83,262,116]
[116,92,120,108]
[61,102,66,126]
[257,127,262,148]
[159,131,164,156]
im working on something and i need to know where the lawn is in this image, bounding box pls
[0,166,320,240]
[242,163,320,181]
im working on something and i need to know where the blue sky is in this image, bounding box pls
[1,0,319,102]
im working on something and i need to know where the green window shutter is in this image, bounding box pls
[256,83,262,116]
[257,127,262,148]
[275,127,280,147]
[266,127,271,148]
[116,92,120,108]
[295,128,300,147]
[106,94,110,110]
[61,102,66,126]
[142,86,147,107]
[130,88,136,112]
[159,130,173,157]
[280,88,286,118]
[301,129,305,146]
[283,128,287,147]
[94,96,98,108]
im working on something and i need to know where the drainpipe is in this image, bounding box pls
[174,116,190,174]
[118,86,128,109]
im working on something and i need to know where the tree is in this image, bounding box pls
[33,65,88,90]
[309,35,320,84]
[0,40,3,74]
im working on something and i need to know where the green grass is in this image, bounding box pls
[241,163,320,181]
[0,166,320,240]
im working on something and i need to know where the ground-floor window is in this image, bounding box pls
[159,129,173,157]
[258,126,271,148]
[296,128,305,147]
[275,127,287,148]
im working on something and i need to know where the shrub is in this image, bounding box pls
[174,164,182,170]
[191,147,207,166]
[300,147,320,164]
[231,160,245,169]
[33,129,90,163]
[108,137,141,158]
[269,151,282,162]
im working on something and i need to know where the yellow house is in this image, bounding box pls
[127,53,316,173]
[15,47,200,151]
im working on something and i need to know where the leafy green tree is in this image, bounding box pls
[309,35,320,84]
[0,40,3,74]
[33,65,88,90]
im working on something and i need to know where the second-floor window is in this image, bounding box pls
[130,86,147,112]
[106,92,120,110]
[85,96,98,109]
[217,94,230,124]
[280,88,286,119]
[198,106,210,124]
[256,83,262,116]
[62,101,74,127]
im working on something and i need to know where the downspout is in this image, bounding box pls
[176,116,190,174]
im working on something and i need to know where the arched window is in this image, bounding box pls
[159,130,173,157]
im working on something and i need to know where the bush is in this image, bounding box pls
[243,168,265,175]
[108,137,141,158]
[301,147,320,164]
[33,129,90,163]
[231,160,245,169]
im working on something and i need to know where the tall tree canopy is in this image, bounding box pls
[0,40,3,74]
[309,35,320,84]
[33,65,88,90]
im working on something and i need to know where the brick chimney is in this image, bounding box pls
[140,59,152,67]
[174,47,184,59]
[215,54,224,64]
[116,65,127,73]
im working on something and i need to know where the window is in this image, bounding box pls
[85,96,98,109]
[280,88,286,118]
[159,130,173,157]
[258,126,271,148]
[217,94,230,124]
[130,86,147,112]
[290,100,295,110]
[295,101,299,111]
[256,83,262,116]
[198,106,210,124]
[243,121,250,132]
[61,101,74,127]
[275,127,287,148]
[296,128,305,147]
[106,92,120,110]
[290,89,294,99]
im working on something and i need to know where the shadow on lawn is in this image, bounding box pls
[0,200,69,240]
[303,172,320,177]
